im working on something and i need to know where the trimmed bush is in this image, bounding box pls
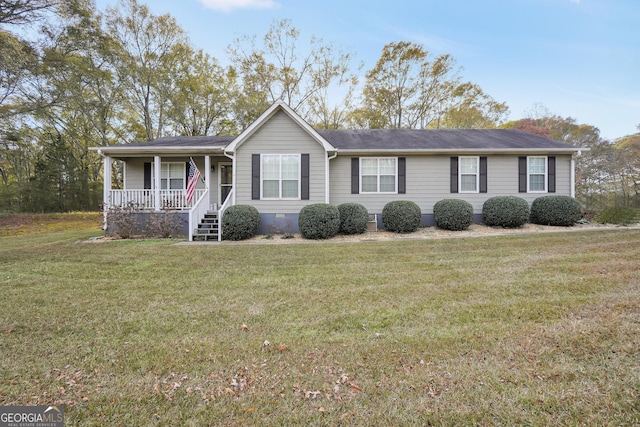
[433,199,474,231]
[222,205,260,240]
[382,200,421,233]
[530,195,582,226]
[482,196,530,228]
[338,203,369,235]
[298,204,340,239]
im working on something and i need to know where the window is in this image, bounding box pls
[360,158,397,193]
[528,156,547,192]
[151,162,185,190]
[262,154,300,199]
[459,156,479,193]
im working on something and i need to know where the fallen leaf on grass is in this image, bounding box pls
[350,384,363,393]
[278,343,288,352]
[240,323,249,331]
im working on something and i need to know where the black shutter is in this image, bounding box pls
[251,154,260,200]
[351,158,359,194]
[479,156,487,193]
[185,161,190,188]
[450,157,458,193]
[548,156,556,193]
[144,162,151,189]
[518,157,527,193]
[398,157,406,194]
[301,153,310,200]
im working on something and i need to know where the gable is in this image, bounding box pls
[236,110,328,154]
[224,100,335,154]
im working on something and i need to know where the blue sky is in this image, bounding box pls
[97,0,639,140]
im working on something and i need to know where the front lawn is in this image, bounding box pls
[1,217,638,425]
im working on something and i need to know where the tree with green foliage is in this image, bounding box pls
[227,19,358,129]
[167,47,237,136]
[105,0,189,141]
[351,42,508,129]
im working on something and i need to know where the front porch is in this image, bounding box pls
[101,154,234,241]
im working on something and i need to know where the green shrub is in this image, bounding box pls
[337,203,369,235]
[382,200,421,233]
[594,206,640,225]
[530,196,581,226]
[222,205,260,240]
[298,204,340,239]
[482,196,530,228]
[433,199,474,231]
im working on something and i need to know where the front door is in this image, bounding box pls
[219,163,232,206]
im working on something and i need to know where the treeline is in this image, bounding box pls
[0,0,638,213]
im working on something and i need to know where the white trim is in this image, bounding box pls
[458,156,480,193]
[224,100,336,154]
[153,156,161,211]
[218,162,233,207]
[204,155,211,190]
[260,153,301,200]
[151,161,186,190]
[102,155,111,230]
[336,148,583,155]
[359,157,398,194]
[527,156,548,193]
[571,156,576,198]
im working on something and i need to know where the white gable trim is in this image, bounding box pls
[224,100,336,154]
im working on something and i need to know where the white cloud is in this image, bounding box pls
[198,0,280,12]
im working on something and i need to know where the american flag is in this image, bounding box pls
[186,158,201,203]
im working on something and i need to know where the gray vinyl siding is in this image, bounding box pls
[235,110,327,213]
[124,158,147,190]
[330,154,573,214]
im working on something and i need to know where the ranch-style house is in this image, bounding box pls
[91,100,585,240]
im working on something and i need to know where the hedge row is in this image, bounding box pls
[435,195,581,230]
[222,202,372,240]
[223,195,582,240]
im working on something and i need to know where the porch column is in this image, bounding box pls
[103,155,112,206]
[103,155,112,230]
[204,155,211,191]
[570,155,576,198]
[154,155,161,211]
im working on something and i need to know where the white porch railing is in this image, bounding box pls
[108,189,206,211]
[217,188,235,241]
[188,189,210,241]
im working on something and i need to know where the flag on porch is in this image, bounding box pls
[186,157,201,203]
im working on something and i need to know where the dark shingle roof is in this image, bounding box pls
[107,129,578,153]
[127,135,234,147]
[317,129,573,151]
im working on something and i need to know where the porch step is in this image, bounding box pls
[193,213,220,241]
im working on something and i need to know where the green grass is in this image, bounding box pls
[1,214,639,425]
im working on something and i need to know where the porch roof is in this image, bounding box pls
[91,135,234,157]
